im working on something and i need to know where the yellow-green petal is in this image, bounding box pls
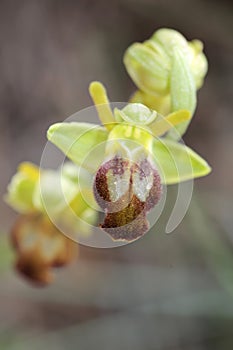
[150,110,191,137]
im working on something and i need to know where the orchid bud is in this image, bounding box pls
[124,28,208,97]
[11,213,77,286]
[124,28,208,138]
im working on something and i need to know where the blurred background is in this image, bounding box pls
[0,0,233,349]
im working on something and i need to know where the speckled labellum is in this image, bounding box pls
[94,156,162,242]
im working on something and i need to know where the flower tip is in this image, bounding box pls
[180,110,191,121]
[205,163,212,175]
[47,123,62,141]
[89,81,106,97]
[193,158,212,179]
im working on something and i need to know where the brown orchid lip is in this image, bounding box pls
[94,157,132,213]
[94,156,162,242]
[101,194,149,242]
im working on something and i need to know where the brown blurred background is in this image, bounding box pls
[0,0,233,349]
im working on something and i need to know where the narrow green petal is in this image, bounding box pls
[89,81,115,130]
[150,110,191,136]
[152,138,211,184]
[47,122,108,172]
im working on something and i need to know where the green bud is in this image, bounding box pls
[124,28,208,98]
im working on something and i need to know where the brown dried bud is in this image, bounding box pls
[94,156,162,242]
[11,213,77,286]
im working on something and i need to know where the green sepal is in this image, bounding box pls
[47,122,108,172]
[152,138,211,184]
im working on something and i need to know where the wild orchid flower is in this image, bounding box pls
[47,81,211,242]
[5,28,212,286]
